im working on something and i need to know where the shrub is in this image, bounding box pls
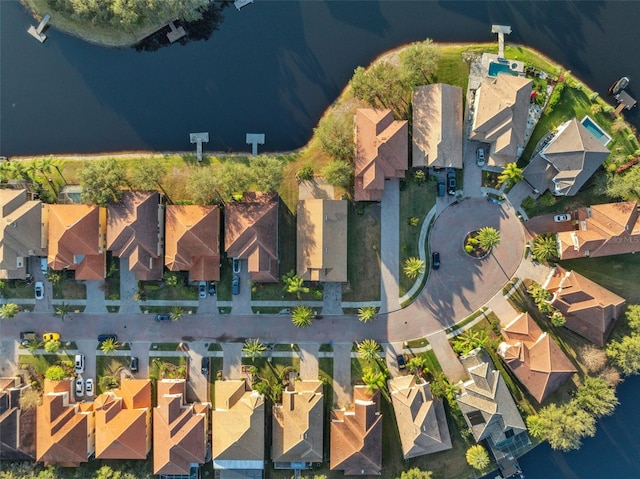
[44,365,66,381]
[296,165,314,183]
[539,191,556,207]
[464,245,473,254]
[590,103,602,115]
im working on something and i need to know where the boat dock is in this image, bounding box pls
[189,132,209,162]
[615,90,637,114]
[27,14,50,43]
[234,0,254,10]
[491,24,512,59]
[246,133,265,156]
[166,21,186,43]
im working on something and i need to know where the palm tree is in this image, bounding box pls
[403,257,425,279]
[476,226,501,251]
[550,310,566,327]
[100,338,119,355]
[170,306,184,321]
[0,303,20,319]
[361,366,387,394]
[532,234,558,263]
[242,338,267,362]
[357,339,382,362]
[19,388,42,410]
[55,302,71,321]
[452,330,489,355]
[527,283,551,304]
[291,306,313,328]
[281,270,310,299]
[25,339,42,354]
[406,356,429,375]
[497,162,523,188]
[466,445,490,470]
[358,306,378,323]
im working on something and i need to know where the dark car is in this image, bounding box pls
[447,171,457,195]
[98,334,117,343]
[397,354,407,370]
[209,283,216,296]
[130,357,138,372]
[232,275,240,295]
[431,251,440,270]
[155,314,171,321]
[201,356,209,375]
[437,177,446,197]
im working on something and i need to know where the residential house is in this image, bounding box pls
[354,108,408,201]
[523,118,610,196]
[212,380,264,478]
[469,75,532,167]
[388,375,451,459]
[165,205,221,282]
[154,379,209,477]
[93,379,152,459]
[497,313,577,403]
[36,379,95,467]
[0,189,44,279]
[271,380,323,469]
[46,204,107,280]
[412,84,463,169]
[556,201,640,259]
[107,190,164,281]
[297,199,347,282]
[0,377,35,460]
[225,192,279,282]
[544,266,626,346]
[330,386,382,475]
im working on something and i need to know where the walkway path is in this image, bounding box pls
[379,178,400,314]
[298,342,319,379]
[322,283,343,315]
[85,280,107,314]
[222,342,243,379]
[118,259,139,314]
[332,342,352,408]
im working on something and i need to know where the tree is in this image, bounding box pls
[578,344,608,373]
[129,161,168,196]
[465,445,490,470]
[187,167,222,204]
[351,62,408,117]
[606,164,640,200]
[249,156,284,192]
[44,365,67,381]
[358,306,378,323]
[574,376,618,418]
[100,338,119,355]
[361,366,387,394]
[430,372,460,402]
[452,330,489,355]
[214,162,253,201]
[242,338,267,362]
[396,467,433,479]
[296,165,314,184]
[281,270,310,299]
[80,158,127,206]
[476,226,501,251]
[549,310,566,327]
[25,339,42,353]
[497,162,524,188]
[526,402,596,451]
[406,356,429,375]
[403,257,425,279]
[291,306,313,328]
[625,304,640,331]
[357,339,382,362]
[170,306,184,321]
[0,303,20,319]
[527,283,551,304]
[314,110,355,162]
[322,160,353,188]
[19,388,42,410]
[532,234,558,263]
[44,340,61,353]
[400,38,440,87]
[55,302,71,321]
[45,270,63,287]
[607,334,640,375]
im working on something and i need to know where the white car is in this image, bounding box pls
[553,214,571,222]
[232,257,241,274]
[74,354,85,374]
[35,281,44,300]
[85,378,94,397]
[75,377,84,397]
[198,281,207,299]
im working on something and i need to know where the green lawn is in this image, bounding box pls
[150,342,182,352]
[209,356,223,406]
[1,280,35,299]
[19,353,73,374]
[95,356,130,394]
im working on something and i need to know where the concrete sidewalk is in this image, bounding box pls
[379,179,400,314]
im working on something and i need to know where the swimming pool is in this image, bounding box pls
[488,61,519,77]
[581,116,612,146]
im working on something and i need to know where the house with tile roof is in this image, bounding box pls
[456,349,529,457]
[297,199,347,283]
[523,118,610,196]
[154,379,209,477]
[93,379,151,459]
[225,192,279,282]
[212,380,264,478]
[36,379,95,467]
[271,380,323,469]
[0,189,44,279]
[469,75,532,167]
[0,377,35,461]
[330,386,382,475]
[543,266,626,346]
[46,204,107,280]
[165,205,221,282]
[556,201,640,259]
[388,375,451,459]
[107,190,164,281]
[354,108,408,201]
[412,84,463,169]
[497,313,577,403]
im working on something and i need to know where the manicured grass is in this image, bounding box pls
[1,280,35,299]
[343,202,381,302]
[445,307,489,334]
[209,356,223,406]
[19,354,73,374]
[148,356,188,380]
[150,342,181,352]
[143,273,197,300]
[95,356,130,394]
[319,343,334,353]
[405,337,429,349]
[207,343,223,352]
[58,278,86,300]
[217,256,232,301]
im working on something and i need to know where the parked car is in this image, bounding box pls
[20,331,36,341]
[43,332,60,342]
[85,378,94,397]
[437,177,446,197]
[74,354,85,374]
[232,257,241,274]
[198,281,207,299]
[209,283,216,296]
[397,354,407,370]
[35,281,44,300]
[447,171,457,195]
[75,378,84,397]
[155,313,171,321]
[97,334,117,343]
[201,356,209,375]
[232,275,240,295]
[40,257,48,274]
[431,251,441,270]
[476,147,485,167]
[130,357,138,372]
[554,213,571,222]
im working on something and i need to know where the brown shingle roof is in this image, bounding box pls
[94,379,151,459]
[225,192,279,282]
[354,108,408,201]
[388,375,452,459]
[544,267,626,346]
[154,379,209,475]
[0,378,35,461]
[498,313,576,403]
[271,380,323,464]
[412,84,463,168]
[296,199,348,282]
[165,205,221,281]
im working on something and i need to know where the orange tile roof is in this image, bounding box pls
[225,192,279,282]
[165,205,221,282]
[94,379,151,460]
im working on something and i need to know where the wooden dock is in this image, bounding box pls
[27,13,50,43]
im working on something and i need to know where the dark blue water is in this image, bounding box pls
[1,1,639,156]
